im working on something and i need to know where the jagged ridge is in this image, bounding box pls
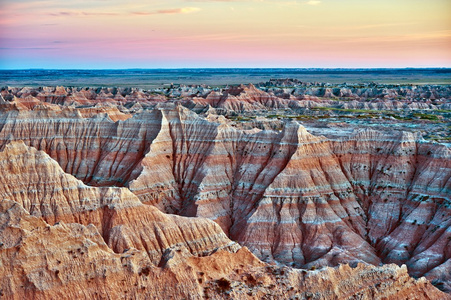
[0,142,448,299]
[0,95,449,293]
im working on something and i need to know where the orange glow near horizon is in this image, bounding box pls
[0,0,450,68]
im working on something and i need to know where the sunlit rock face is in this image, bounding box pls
[0,88,449,297]
[2,84,450,113]
[0,141,239,262]
[0,142,448,299]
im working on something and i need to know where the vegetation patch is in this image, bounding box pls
[413,113,440,121]
[215,278,231,292]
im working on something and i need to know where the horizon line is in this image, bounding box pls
[1,67,451,71]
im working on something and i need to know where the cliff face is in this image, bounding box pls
[2,83,450,113]
[127,108,450,291]
[0,142,447,299]
[0,92,449,298]
[0,141,238,264]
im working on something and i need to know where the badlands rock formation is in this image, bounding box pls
[2,83,451,112]
[0,142,447,299]
[0,86,450,298]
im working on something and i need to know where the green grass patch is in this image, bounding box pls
[412,113,440,121]
[311,107,383,114]
[226,116,256,122]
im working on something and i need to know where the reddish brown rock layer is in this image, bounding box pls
[122,107,450,291]
[2,84,451,113]
[0,141,238,265]
[0,197,447,299]
[0,99,449,294]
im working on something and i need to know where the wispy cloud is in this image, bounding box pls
[316,22,419,32]
[0,47,59,50]
[305,0,321,5]
[133,7,200,15]
[184,0,300,2]
[49,11,119,16]
[355,22,416,29]
[184,0,244,2]
[47,7,201,17]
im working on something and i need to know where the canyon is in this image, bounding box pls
[0,84,449,299]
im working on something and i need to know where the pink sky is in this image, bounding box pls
[0,0,450,68]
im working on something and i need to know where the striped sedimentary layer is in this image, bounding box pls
[0,143,448,299]
[2,84,451,113]
[0,103,449,292]
[2,200,446,299]
[0,141,238,265]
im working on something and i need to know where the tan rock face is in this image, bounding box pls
[0,199,202,299]
[3,83,449,113]
[0,141,238,265]
[190,84,289,112]
[0,91,449,298]
[0,198,447,299]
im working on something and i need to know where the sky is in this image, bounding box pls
[0,0,450,69]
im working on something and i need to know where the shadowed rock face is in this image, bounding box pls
[3,83,451,108]
[0,142,448,300]
[0,141,238,263]
[125,107,450,291]
[0,91,449,297]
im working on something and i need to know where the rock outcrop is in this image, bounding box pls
[0,87,449,298]
[2,83,451,113]
[0,141,238,264]
[0,142,448,299]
